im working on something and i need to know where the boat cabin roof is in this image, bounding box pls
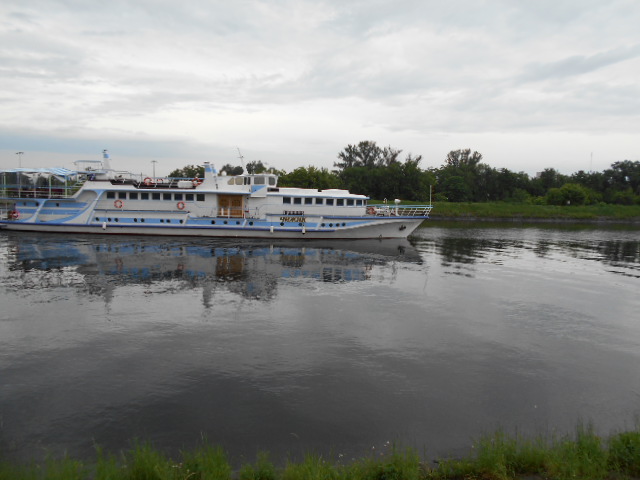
[0,167,78,177]
[220,173,278,186]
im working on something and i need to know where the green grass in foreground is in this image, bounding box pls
[424,201,640,220]
[1,425,640,480]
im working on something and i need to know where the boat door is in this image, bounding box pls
[218,194,244,217]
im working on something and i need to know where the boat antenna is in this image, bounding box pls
[236,147,246,173]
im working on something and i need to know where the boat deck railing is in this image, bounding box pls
[368,204,433,217]
[0,184,83,199]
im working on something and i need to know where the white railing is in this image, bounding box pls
[368,204,433,217]
[0,183,83,199]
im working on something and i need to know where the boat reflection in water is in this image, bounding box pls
[5,233,422,305]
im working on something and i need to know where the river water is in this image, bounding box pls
[1,223,639,464]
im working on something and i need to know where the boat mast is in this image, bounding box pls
[236,147,246,174]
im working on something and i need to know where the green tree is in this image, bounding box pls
[220,164,244,175]
[436,149,484,202]
[279,166,341,189]
[530,168,568,196]
[168,165,204,178]
[334,141,402,171]
[604,160,640,196]
[444,149,483,169]
[246,160,267,174]
[571,170,606,193]
[610,189,638,205]
[399,155,435,202]
[441,176,470,202]
[333,141,434,201]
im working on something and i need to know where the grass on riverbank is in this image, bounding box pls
[417,201,640,221]
[2,425,640,480]
[372,198,640,221]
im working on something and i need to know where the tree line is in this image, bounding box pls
[168,141,640,205]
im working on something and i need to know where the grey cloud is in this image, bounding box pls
[519,44,640,83]
[1,0,639,175]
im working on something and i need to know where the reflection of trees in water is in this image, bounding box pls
[534,240,552,258]
[595,240,640,265]
[556,239,640,270]
[437,237,490,265]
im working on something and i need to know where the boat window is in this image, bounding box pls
[305,198,313,205]
[326,198,334,206]
[315,198,323,205]
[293,198,302,205]
[163,193,172,200]
[283,197,291,204]
[269,177,276,186]
[141,193,149,200]
[254,176,265,185]
[107,192,115,199]
[347,199,354,206]
[235,177,244,185]
[175,193,183,201]
[244,177,251,185]
[337,199,344,206]
[356,199,363,206]
[152,193,161,200]
[186,194,194,201]
[129,192,138,200]
[227,178,234,185]
[118,192,127,199]
[196,194,205,202]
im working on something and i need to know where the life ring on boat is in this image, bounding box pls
[114,199,124,208]
[366,206,375,215]
[9,210,20,220]
[144,177,154,186]
[177,201,185,210]
[192,177,203,186]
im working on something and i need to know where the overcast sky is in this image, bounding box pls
[1,0,639,177]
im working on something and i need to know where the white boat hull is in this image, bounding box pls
[0,217,424,239]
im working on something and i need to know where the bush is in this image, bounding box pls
[545,183,589,206]
[238,452,277,480]
[546,425,608,480]
[611,189,638,205]
[608,431,640,476]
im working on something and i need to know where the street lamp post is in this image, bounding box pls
[16,151,24,168]
[151,160,157,179]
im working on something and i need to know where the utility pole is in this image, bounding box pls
[151,160,157,179]
[16,151,23,168]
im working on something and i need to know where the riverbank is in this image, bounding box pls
[425,202,640,223]
[2,426,639,480]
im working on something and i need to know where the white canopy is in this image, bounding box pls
[1,167,78,177]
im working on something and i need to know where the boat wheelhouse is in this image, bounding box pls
[1,151,432,239]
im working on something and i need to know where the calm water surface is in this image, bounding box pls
[1,224,639,464]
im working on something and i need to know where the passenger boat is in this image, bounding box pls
[0,150,432,239]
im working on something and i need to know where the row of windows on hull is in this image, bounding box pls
[283,196,364,206]
[106,191,205,201]
[103,191,365,207]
